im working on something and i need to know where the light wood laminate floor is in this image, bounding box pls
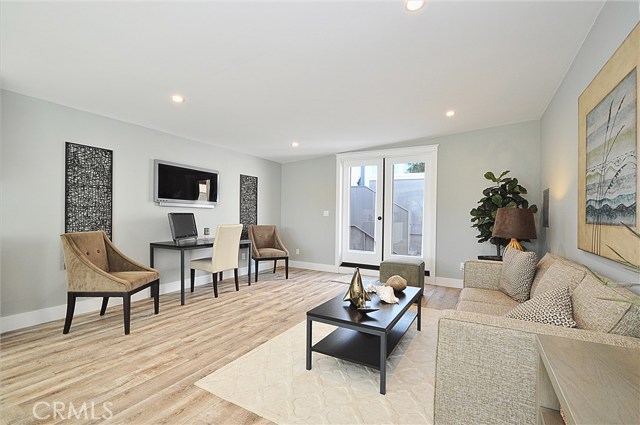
[0,268,460,424]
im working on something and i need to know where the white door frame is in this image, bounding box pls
[336,145,438,283]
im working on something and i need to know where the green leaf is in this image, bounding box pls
[497,170,510,180]
[491,195,502,206]
[484,171,498,182]
[529,205,538,213]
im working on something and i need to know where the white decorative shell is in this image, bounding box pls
[386,275,407,291]
[376,285,399,304]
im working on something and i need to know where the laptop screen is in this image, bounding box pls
[168,213,198,241]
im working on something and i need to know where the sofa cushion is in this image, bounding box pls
[571,274,637,335]
[506,286,576,328]
[456,300,514,316]
[530,260,586,298]
[459,288,519,308]
[498,248,537,302]
[530,252,558,295]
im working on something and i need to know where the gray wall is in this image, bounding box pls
[540,1,639,284]
[281,155,336,266]
[280,120,541,280]
[0,91,282,317]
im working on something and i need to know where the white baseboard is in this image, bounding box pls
[0,267,253,334]
[290,260,340,273]
[434,277,463,288]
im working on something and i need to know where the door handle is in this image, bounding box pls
[377,216,382,221]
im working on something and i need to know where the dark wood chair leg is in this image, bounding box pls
[123,294,131,335]
[285,257,289,279]
[255,259,259,282]
[273,260,277,274]
[190,268,195,292]
[219,272,223,281]
[152,280,160,314]
[234,268,239,291]
[212,273,218,298]
[63,293,76,334]
[100,297,109,316]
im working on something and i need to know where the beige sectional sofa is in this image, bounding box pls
[433,253,640,424]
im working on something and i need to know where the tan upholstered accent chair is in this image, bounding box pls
[248,224,289,282]
[60,231,160,335]
[190,224,243,297]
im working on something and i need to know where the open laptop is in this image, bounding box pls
[168,213,198,244]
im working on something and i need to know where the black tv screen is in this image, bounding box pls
[168,213,198,241]
[154,160,218,207]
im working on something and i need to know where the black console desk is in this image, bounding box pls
[150,239,252,305]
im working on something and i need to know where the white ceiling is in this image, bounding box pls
[0,1,603,163]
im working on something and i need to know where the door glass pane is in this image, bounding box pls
[349,165,377,252]
[391,162,424,256]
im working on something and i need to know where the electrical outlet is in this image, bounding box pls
[241,253,246,260]
[323,210,329,217]
[460,262,465,271]
[296,249,300,255]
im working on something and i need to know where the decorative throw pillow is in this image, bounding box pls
[506,286,576,328]
[498,247,537,302]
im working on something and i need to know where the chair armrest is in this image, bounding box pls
[273,231,289,256]
[463,260,503,290]
[434,310,640,424]
[104,237,158,274]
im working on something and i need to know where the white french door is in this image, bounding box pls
[340,158,384,265]
[337,146,438,282]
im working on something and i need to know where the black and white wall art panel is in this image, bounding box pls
[240,174,258,240]
[65,142,113,239]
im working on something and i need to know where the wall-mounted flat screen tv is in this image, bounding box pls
[154,160,219,208]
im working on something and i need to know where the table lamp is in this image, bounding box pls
[492,207,537,251]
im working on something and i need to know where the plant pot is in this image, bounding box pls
[477,255,503,261]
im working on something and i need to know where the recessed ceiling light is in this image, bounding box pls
[446,110,455,118]
[291,142,299,148]
[171,95,186,103]
[405,0,425,12]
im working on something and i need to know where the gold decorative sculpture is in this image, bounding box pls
[343,268,371,309]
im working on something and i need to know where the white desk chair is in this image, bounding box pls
[190,224,243,297]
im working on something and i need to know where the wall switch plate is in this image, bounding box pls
[323,210,329,217]
[241,253,246,260]
[460,262,465,271]
[296,249,300,255]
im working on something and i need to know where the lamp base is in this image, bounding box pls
[506,238,525,251]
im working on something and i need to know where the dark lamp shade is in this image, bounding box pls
[492,208,537,240]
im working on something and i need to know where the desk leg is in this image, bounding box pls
[417,294,422,332]
[380,333,387,395]
[150,247,155,268]
[306,317,312,370]
[247,243,252,286]
[180,251,185,306]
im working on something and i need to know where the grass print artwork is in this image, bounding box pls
[585,68,637,231]
[578,24,639,265]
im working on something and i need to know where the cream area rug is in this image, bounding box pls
[196,308,444,424]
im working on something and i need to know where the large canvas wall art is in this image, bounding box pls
[578,24,639,265]
[65,142,113,239]
[240,174,258,240]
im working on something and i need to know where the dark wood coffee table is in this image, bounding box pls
[306,286,422,394]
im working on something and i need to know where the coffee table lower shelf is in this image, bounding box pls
[312,312,416,370]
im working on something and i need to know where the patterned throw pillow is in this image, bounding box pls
[506,286,576,328]
[498,247,537,302]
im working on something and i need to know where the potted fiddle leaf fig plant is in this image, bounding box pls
[470,170,538,259]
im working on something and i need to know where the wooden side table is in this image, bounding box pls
[536,334,639,424]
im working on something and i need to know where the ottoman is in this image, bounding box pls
[380,257,425,289]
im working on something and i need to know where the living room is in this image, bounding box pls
[1,1,639,424]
